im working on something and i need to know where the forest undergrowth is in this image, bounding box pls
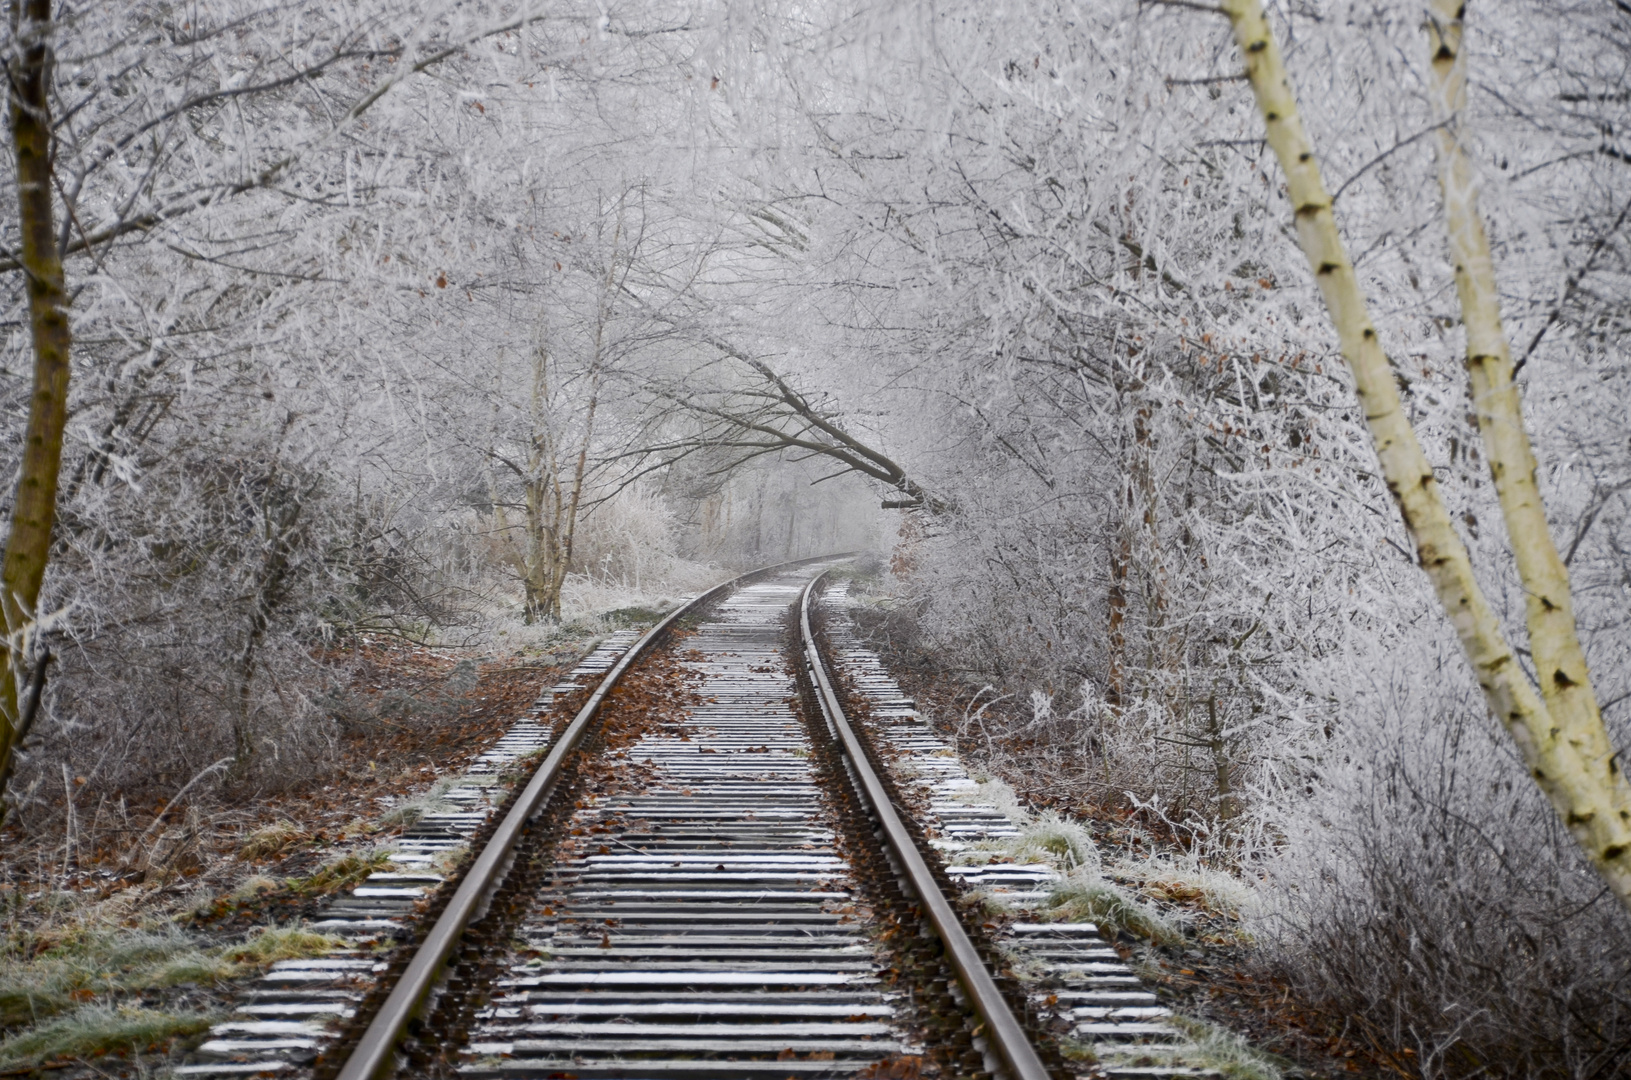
[0,616,617,1077]
[845,582,1631,1080]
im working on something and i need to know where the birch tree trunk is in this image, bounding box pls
[1220,0,1631,908]
[1,0,72,798]
[1422,0,1631,887]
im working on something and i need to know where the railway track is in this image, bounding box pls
[184,559,1220,1080]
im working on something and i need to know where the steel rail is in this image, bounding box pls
[335,553,857,1080]
[799,572,1053,1080]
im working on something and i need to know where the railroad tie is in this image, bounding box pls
[177,633,649,1076]
[820,581,1218,1080]
[461,573,919,1080]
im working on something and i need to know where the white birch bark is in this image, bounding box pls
[1220,0,1631,908]
[1423,0,1631,893]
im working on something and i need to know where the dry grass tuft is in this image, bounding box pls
[1073,1014,1286,1080]
[1109,857,1252,920]
[0,928,231,1029]
[379,779,461,827]
[1042,871,1183,946]
[239,819,308,861]
[222,925,345,966]
[228,874,280,901]
[0,917,342,1033]
[1166,1014,1287,1080]
[286,849,391,896]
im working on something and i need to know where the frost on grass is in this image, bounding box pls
[287,849,392,896]
[222,926,346,966]
[938,783,1182,944]
[0,927,230,1028]
[1042,871,1183,947]
[422,844,471,877]
[1072,1014,1285,1080]
[380,777,465,827]
[0,3,1624,1074]
[239,819,309,861]
[946,775,1028,826]
[228,875,281,902]
[1168,1014,1288,1080]
[951,810,1100,874]
[1108,856,1254,921]
[0,923,344,1031]
[0,907,345,1071]
[0,1004,218,1068]
[955,888,1017,920]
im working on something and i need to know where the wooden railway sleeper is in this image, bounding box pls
[313,557,1075,1080]
[798,574,1074,1080]
[323,556,858,1080]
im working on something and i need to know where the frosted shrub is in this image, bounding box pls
[1258,670,1631,1078]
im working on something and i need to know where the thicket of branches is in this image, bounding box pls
[710,1,1631,1073]
[3,0,1630,1074]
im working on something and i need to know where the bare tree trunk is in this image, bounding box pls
[1423,0,1631,885]
[754,479,764,555]
[231,481,306,778]
[1106,394,1133,709]
[1,0,72,796]
[520,471,562,624]
[547,310,605,621]
[1222,0,1631,910]
[517,203,625,622]
[1130,405,1180,704]
[784,493,797,560]
[1106,524,1129,708]
[544,385,597,619]
[485,460,539,623]
[1206,694,1237,821]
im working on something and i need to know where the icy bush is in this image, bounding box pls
[1257,666,1631,1078]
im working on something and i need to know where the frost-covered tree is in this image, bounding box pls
[0,0,713,817]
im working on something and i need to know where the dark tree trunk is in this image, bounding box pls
[1,0,72,808]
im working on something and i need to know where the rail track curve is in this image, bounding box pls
[329,555,1053,1080]
[328,559,839,1080]
[192,557,1189,1080]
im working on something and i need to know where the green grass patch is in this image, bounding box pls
[0,1004,217,1068]
[286,850,391,897]
[1042,874,1183,946]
